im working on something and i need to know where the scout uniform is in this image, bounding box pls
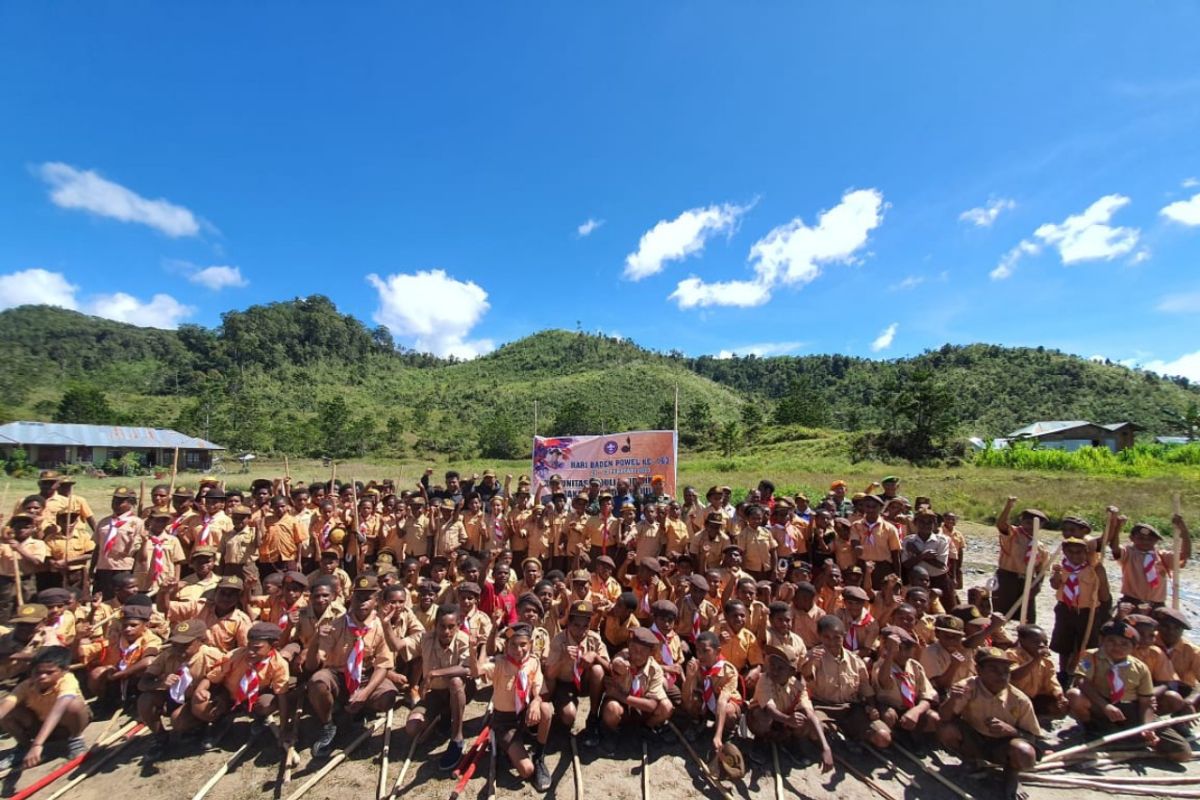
[258,509,306,570]
[163,577,254,653]
[133,514,188,594]
[1005,645,1064,714]
[738,524,776,575]
[202,624,291,714]
[945,650,1041,763]
[717,621,758,671]
[1049,537,1104,656]
[546,607,607,710]
[1116,525,1174,606]
[805,644,875,738]
[872,653,937,716]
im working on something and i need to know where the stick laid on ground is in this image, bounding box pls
[387,713,441,800]
[376,707,393,800]
[830,752,899,800]
[664,721,735,800]
[1038,711,1200,764]
[192,715,280,800]
[287,715,386,800]
[37,723,146,800]
[1023,774,1200,797]
[891,742,974,800]
[570,733,583,800]
[771,743,783,800]
[641,740,649,800]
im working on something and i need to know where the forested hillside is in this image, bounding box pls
[0,299,1195,461]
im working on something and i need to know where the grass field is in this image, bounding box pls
[6,444,1195,537]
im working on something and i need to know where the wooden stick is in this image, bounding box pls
[892,741,974,800]
[1028,749,1196,772]
[1173,492,1184,610]
[138,480,145,517]
[387,713,440,799]
[168,447,180,497]
[1019,516,1040,625]
[1003,542,1061,621]
[570,731,583,800]
[641,740,649,800]
[191,739,253,800]
[11,549,22,607]
[376,707,393,800]
[350,478,362,575]
[1039,710,1200,764]
[94,709,127,747]
[771,743,783,800]
[38,722,146,800]
[665,721,735,800]
[1023,774,1200,796]
[484,728,496,800]
[287,715,386,800]
[830,752,899,800]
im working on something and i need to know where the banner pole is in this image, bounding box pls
[673,384,679,434]
[533,400,538,437]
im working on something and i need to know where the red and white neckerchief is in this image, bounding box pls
[104,514,129,556]
[117,640,140,671]
[691,605,702,641]
[1019,526,1034,563]
[1061,559,1086,607]
[863,520,878,545]
[508,656,530,713]
[460,610,474,635]
[148,535,169,583]
[600,514,612,552]
[344,616,370,693]
[630,672,646,698]
[319,519,334,551]
[638,583,651,616]
[357,520,369,543]
[701,659,728,713]
[169,515,185,536]
[1108,660,1128,703]
[844,609,874,652]
[892,664,917,709]
[236,656,268,708]
[278,604,298,630]
[650,624,676,686]
[197,515,214,546]
[169,664,193,704]
[1142,550,1161,589]
[570,634,585,689]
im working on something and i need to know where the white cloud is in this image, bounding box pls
[624,201,751,280]
[871,322,898,353]
[669,276,771,309]
[1183,177,1199,189]
[890,275,925,291]
[577,218,604,237]
[959,197,1016,227]
[87,292,194,329]
[37,162,200,237]
[1157,291,1200,313]
[367,269,494,359]
[1143,350,1200,382]
[188,265,247,290]
[989,239,1040,280]
[669,188,884,308]
[1033,194,1140,263]
[1161,192,1200,226]
[715,341,804,359]
[0,268,81,311]
[1130,249,1151,265]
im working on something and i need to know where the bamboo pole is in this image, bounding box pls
[138,480,145,517]
[376,708,393,800]
[570,732,583,800]
[1004,542,1061,621]
[350,478,362,574]
[641,740,649,800]
[1023,774,1200,797]
[190,739,253,800]
[1039,711,1200,764]
[664,721,735,800]
[1173,492,1184,610]
[1074,509,1121,670]
[287,715,386,800]
[830,752,899,800]
[37,722,146,800]
[771,743,783,800]
[892,742,974,800]
[387,713,440,799]
[1019,516,1040,625]
[1027,749,1197,772]
[168,448,180,497]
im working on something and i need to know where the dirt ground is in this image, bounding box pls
[4,521,1199,800]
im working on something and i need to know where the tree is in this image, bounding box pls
[54,385,117,425]
[774,376,830,427]
[875,367,957,460]
[740,402,764,443]
[478,414,527,459]
[654,399,676,432]
[682,400,715,447]
[549,399,593,436]
[718,420,740,457]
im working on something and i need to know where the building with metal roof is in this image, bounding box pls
[1006,420,1138,453]
[0,421,223,469]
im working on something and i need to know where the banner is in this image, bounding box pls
[532,430,678,497]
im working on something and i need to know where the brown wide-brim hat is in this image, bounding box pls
[708,741,746,781]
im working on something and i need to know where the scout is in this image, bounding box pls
[936,648,1040,800]
[134,509,187,594]
[624,556,670,625]
[851,494,902,589]
[737,504,777,580]
[647,600,686,701]
[599,626,674,749]
[801,615,890,749]
[0,603,52,682]
[994,499,1049,623]
[304,574,398,757]
[405,603,473,770]
[136,618,224,757]
[159,575,253,654]
[871,625,940,735]
[34,587,76,647]
[680,631,743,754]
[546,599,609,745]
[258,495,306,579]
[747,642,832,771]
[0,515,47,622]
[1048,536,1105,673]
[0,646,90,771]
[600,591,640,656]
[192,621,292,738]
[1006,624,1067,717]
[1111,518,1190,608]
[1155,607,1200,711]
[1066,618,1190,761]
[837,586,879,657]
[219,504,261,584]
[471,622,552,791]
[78,602,162,708]
[921,615,977,695]
[176,546,221,601]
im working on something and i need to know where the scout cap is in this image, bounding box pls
[168,618,209,644]
[1061,515,1092,531]
[881,625,916,645]
[217,576,244,591]
[1126,613,1158,628]
[172,486,194,498]
[112,486,137,500]
[687,574,710,592]
[249,621,281,641]
[204,488,227,500]
[149,509,173,520]
[764,643,799,665]
[457,581,481,596]
[507,622,533,639]
[651,600,678,617]
[830,480,847,490]
[38,470,62,482]
[191,545,218,560]
[882,476,900,484]
[9,513,34,526]
[521,557,542,571]
[570,570,590,583]
[1155,607,1192,629]
[705,512,725,526]
[914,508,937,521]
[58,474,77,484]
[595,555,616,569]
[1131,522,1162,539]
[975,646,1013,667]
[123,604,152,621]
[639,557,662,575]
[630,627,659,648]
[14,603,48,624]
[1101,619,1139,641]
[705,486,722,499]
[517,593,543,613]
[36,588,70,605]
[722,544,743,555]
[568,600,593,618]
[1061,537,1088,547]
[353,575,379,593]
[284,570,308,588]
[859,494,884,507]
[1021,508,1049,524]
[842,586,869,602]
[438,498,456,511]
[230,504,253,516]
[934,615,964,635]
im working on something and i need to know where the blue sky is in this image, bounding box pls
[2,4,1199,377]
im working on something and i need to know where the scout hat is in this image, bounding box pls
[9,513,34,527]
[517,593,543,614]
[1126,613,1158,628]
[882,476,900,484]
[229,503,253,516]
[568,600,593,618]
[705,486,722,499]
[123,603,152,621]
[112,486,137,500]
[204,488,227,500]
[1021,508,1049,524]
[507,622,533,639]
[1061,536,1088,547]
[521,557,542,571]
[36,588,70,606]
[249,621,281,641]
[722,544,743,556]
[639,557,662,575]
[284,570,308,588]
[14,603,48,624]
[149,508,173,520]
[172,486,195,498]
[709,741,746,781]
[687,574,710,592]
[217,576,244,591]
[859,494,884,507]
[830,480,847,490]
[595,555,616,570]
[1101,619,1139,641]
[168,618,209,644]
[457,581,481,596]
[58,473,77,484]
[705,511,725,526]
[38,470,62,482]
[934,615,964,635]
[191,545,218,560]
[353,574,379,593]
[630,627,659,648]
[764,642,800,665]
[650,599,678,618]
[842,586,869,602]
[1061,515,1092,531]
[914,508,937,521]
[570,570,591,583]
[1131,522,1162,539]
[881,625,916,646]
[974,647,1014,668]
[1155,607,1192,629]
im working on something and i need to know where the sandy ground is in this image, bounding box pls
[4,521,1198,800]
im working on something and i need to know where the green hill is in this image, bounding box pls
[0,299,1195,462]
